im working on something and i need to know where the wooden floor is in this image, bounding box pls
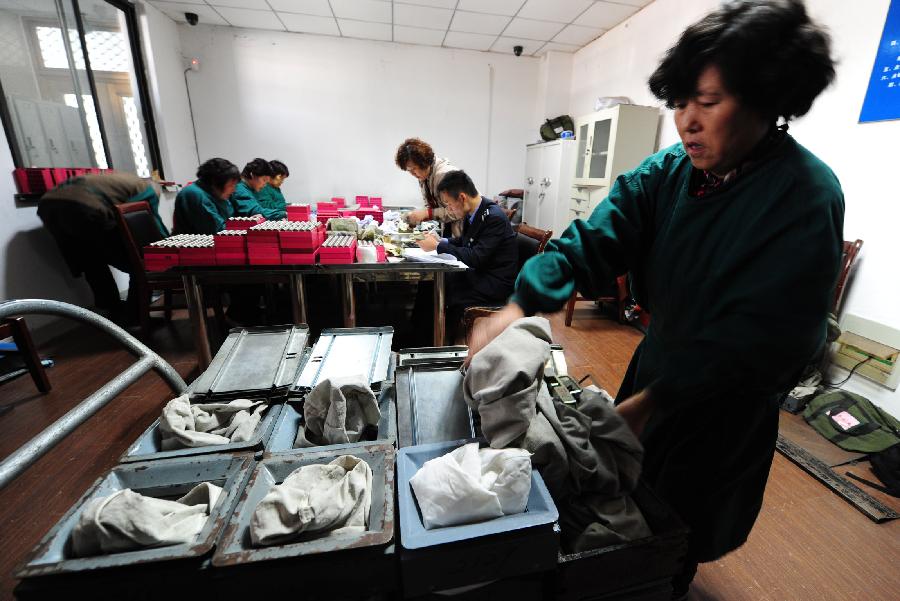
[0,302,897,600]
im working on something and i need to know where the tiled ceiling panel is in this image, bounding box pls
[147,0,655,56]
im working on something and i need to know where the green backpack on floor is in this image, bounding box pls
[803,390,900,453]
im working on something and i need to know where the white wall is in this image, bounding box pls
[176,25,540,204]
[568,0,900,416]
[137,1,198,229]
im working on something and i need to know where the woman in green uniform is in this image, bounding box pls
[230,158,285,221]
[469,1,843,597]
[173,158,240,234]
[257,160,289,213]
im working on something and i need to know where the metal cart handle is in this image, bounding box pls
[0,299,187,490]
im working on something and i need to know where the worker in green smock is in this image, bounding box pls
[230,158,285,221]
[257,160,289,213]
[468,2,843,598]
[173,158,240,234]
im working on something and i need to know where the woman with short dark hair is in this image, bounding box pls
[394,137,462,237]
[257,160,289,214]
[174,157,241,234]
[230,158,285,220]
[469,2,843,596]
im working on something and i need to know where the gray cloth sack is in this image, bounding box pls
[250,455,372,546]
[159,395,267,450]
[295,376,381,448]
[70,482,222,557]
[464,316,652,552]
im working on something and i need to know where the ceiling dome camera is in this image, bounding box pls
[513,45,523,56]
[185,12,199,26]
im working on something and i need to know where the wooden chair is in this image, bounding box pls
[563,275,629,327]
[834,239,863,314]
[0,317,50,393]
[114,202,184,337]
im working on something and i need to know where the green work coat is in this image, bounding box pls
[230,181,285,221]
[257,183,287,213]
[512,134,844,561]
[173,181,233,234]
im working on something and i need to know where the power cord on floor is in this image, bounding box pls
[821,356,871,389]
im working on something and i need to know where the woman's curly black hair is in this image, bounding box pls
[196,158,239,190]
[648,0,835,122]
[241,158,274,179]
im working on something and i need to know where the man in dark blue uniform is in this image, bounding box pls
[417,170,517,336]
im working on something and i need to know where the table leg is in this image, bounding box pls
[341,273,356,328]
[288,273,308,325]
[433,271,445,346]
[182,274,212,369]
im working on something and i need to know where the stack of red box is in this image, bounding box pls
[369,197,383,208]
[318,234,357,264]
[214,230,248,265]
[356,206,384,223]
[143,239,180,272]
[177,235,216,266]
[331,197,346,208]
[279,221,325,265]
[355,195,370,207]
[356,240,387,263]
[247,221,284,265]
[316,201,340,223]
[286,204,311,221]
[338,208,358,218]
[226,216,265,230]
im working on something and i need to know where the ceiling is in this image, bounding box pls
[147,0,652,57]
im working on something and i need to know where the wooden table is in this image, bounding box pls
[149,261,466,369]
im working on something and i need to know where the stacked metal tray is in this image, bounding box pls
[121,326,312,463]
[293,327,394,392]
[395,347,476,448]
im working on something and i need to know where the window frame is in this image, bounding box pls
[0,0,164,179]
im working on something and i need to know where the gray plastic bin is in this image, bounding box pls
[16,453,254,578]
[120,399,284,463]
[265,384,397,455]
[213,442,395,567]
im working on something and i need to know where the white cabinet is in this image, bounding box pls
[570,104,660,223]
[572,104,660,187]
[522,139,576,239]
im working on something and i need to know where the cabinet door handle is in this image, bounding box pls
[544,178,552,188]
[526,177,534,185]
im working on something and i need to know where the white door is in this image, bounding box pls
[37,101,72,166]
[522,145,542,225]
[12,98,52,167]
[537,143,561,233]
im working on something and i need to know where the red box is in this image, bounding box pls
[330,197,346,208]
[13,168,55,195]
[355,195,370,207]
[286,204,311,221]
[281,249,319,265]
[338,209,358,218]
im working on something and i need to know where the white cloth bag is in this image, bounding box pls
[409,443,531,529]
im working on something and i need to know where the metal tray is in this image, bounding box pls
[397,345,467,367]
[212,442,395,566]
[16,453,254,578]
[396,362,475,448]
[120,400,284,463]
[266,384,397,455]
[293,327,394,392]
[189,325,310,399]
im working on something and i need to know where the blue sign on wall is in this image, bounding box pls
[860,0,900,123]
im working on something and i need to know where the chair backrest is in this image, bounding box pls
[114,201,164,281]
[834,239,863,314]
[514,222,552,272]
